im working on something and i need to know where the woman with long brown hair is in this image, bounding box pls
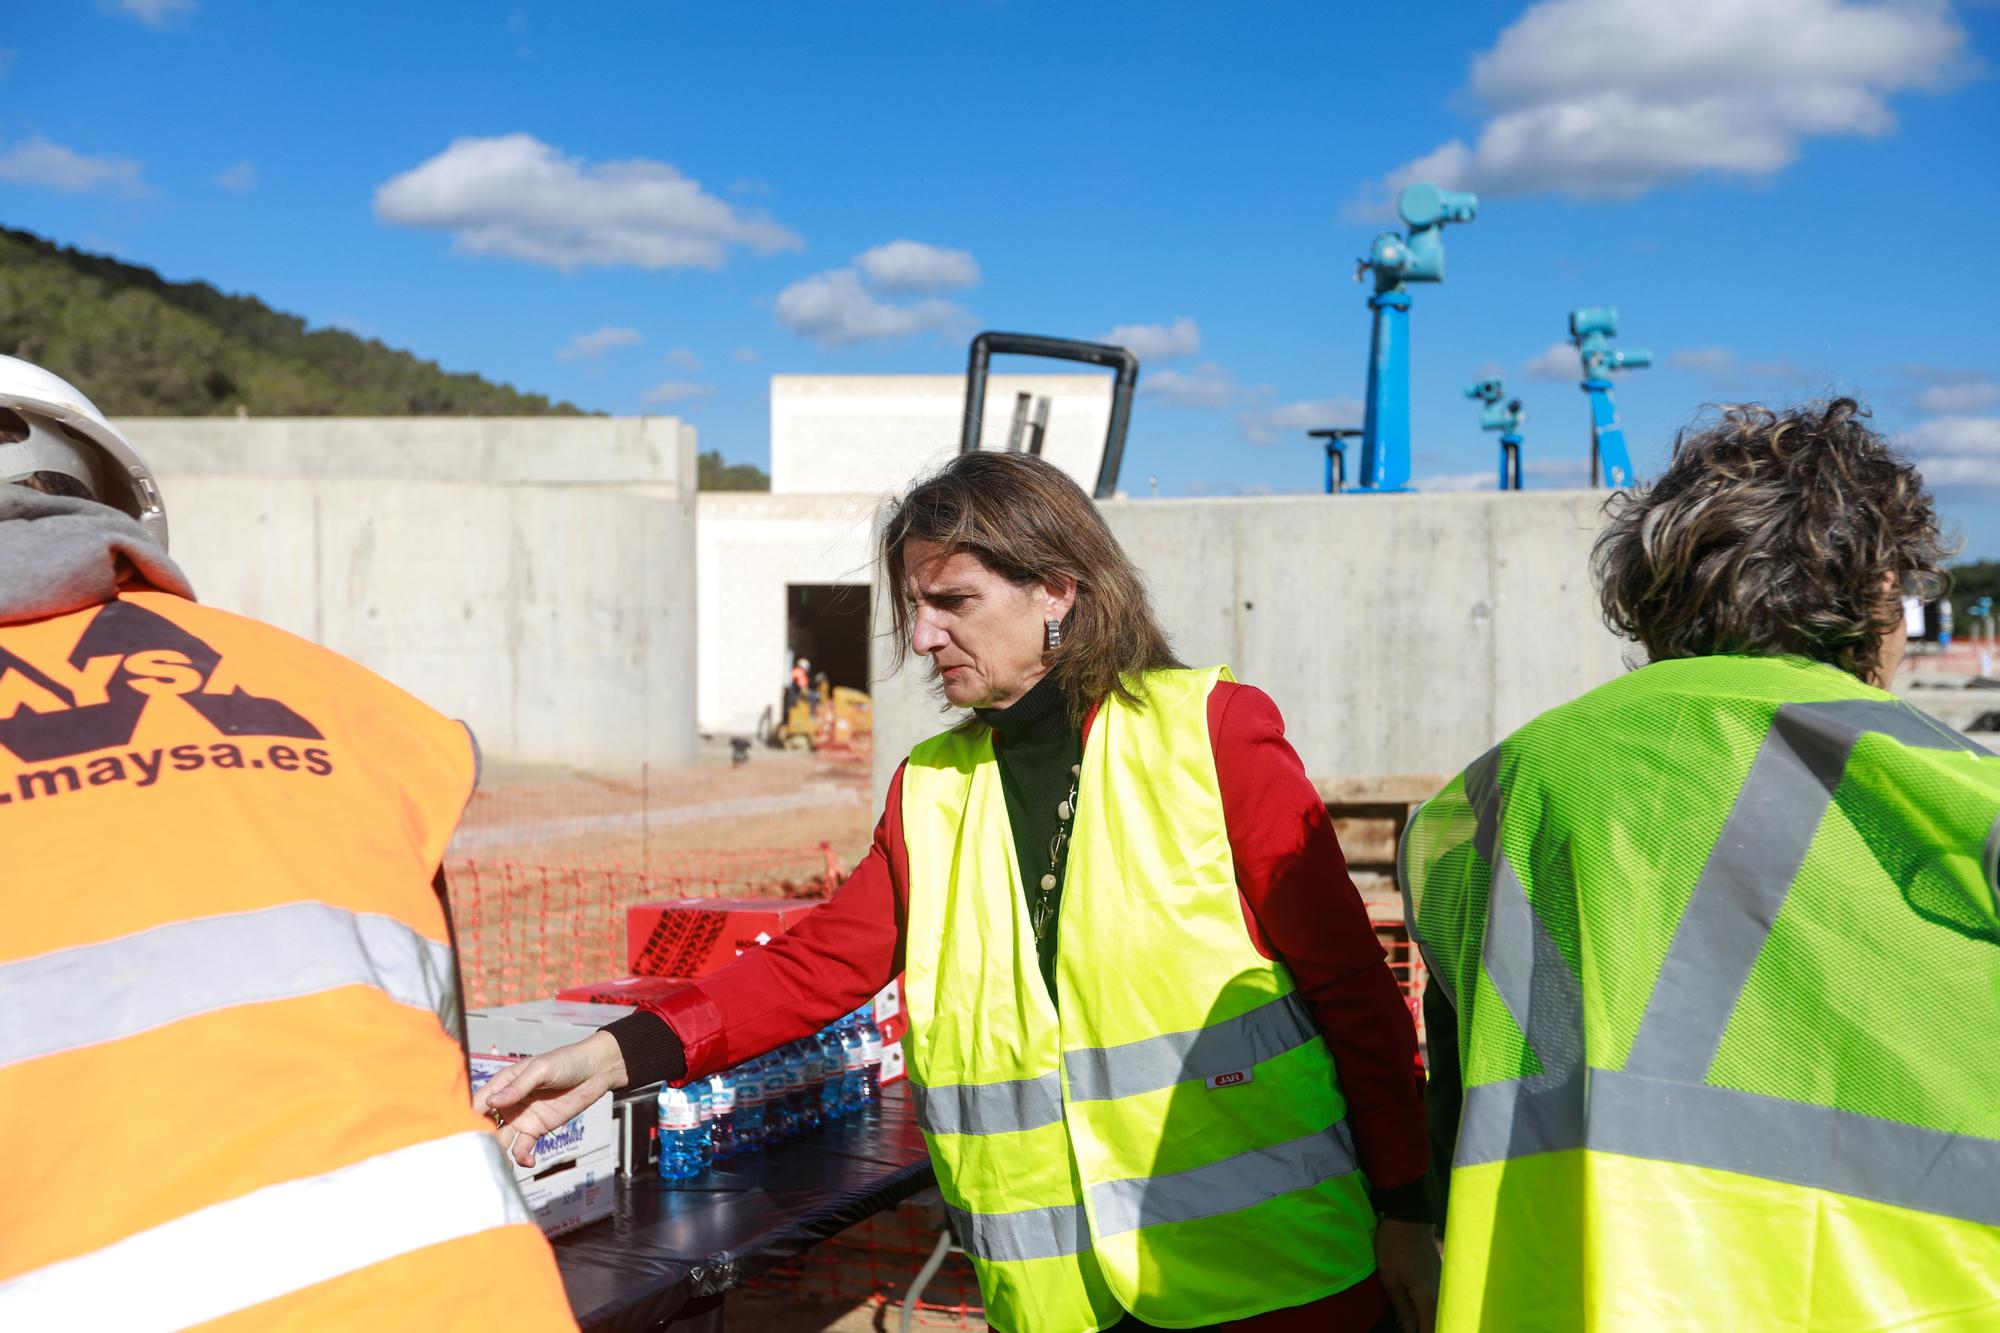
[482,451,1435,1332]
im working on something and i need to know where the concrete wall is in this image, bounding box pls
[770,375,1112,497]
[125,415,696,486]
[128,416,700,771]
[696,491,882,736]
[870,491,1632,807]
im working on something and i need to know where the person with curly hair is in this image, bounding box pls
[1400,399,2000,1330]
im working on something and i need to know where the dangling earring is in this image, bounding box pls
[1045,618,1063,651]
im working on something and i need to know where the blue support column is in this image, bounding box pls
[1360,290,1412,492]
[1499,431,1523,490]
[1583,377,1635,488]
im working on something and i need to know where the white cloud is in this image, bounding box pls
[0,135,153,198]
[374,134,802,272]
[1524,340,1577,381]
[1414,470,1498,493]
[212,161,256,192]
[774,267,968,347]
[114,0,194,25]
[1236,395,1365,446]
[1669,346,1736,376]
[1143,362,1236,410]
[1103,317,1201,363]
[662,346,703,371]
[1905,415,2000,497]
[854,240,980,294]
[1915,377,2000,415]
[731,346,761,363]
[1356,0,1971,212]
[643,379,715,406]
[556,326,642,362]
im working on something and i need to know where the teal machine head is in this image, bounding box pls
[1350,182,1477,492]
[1568,306,1650,487]
[1465,378,1526,491]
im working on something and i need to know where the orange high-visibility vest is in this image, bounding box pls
[0,589,577,1330]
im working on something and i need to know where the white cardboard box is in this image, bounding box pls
[471,1055,617,1236]
[468,999,637,1059]
[517,1148,616,1238]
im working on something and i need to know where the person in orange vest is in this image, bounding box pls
[0,355,577,1330]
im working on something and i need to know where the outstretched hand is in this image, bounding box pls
[473,1031,629,1168]
[1376,1218,1440,1333]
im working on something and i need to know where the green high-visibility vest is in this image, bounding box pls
[1402,655,2000,1330]
[901,667,1380,1333]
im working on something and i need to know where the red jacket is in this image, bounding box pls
[651,682,1426,1182]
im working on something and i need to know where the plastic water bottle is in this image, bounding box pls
[656,1084,710,1180]
[817,1028,847,1122]
[734,1058,769,1153]
[799,1037,826,1132]
[778,1042,807,1139]
[839,1015,867,1113]
[707,1071,738,1161]
[857,1013,884,1104]
[761,1051,793,1142]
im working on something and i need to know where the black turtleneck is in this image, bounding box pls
[975,671,1084,998]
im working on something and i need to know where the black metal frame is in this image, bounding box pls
[958,331,1140,499]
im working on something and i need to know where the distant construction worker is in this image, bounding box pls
[1403,399,2000,1329]
[0,356,576,1329]
[481,451,1439,1332]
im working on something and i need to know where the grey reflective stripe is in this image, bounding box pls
[1458,1067,2000,1228]
[1458,848,1588,1166]
[911,1071,1063,1137]
[1985,807,2000,905]
[1626,698,1989,1082]
[1403,746,1501,1012]
[0,901,458,1070]
[1063,992,1318,1103]
[1089,1121,1358,1238]
[947,1200,1090,1263]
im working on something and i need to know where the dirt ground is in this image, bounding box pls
[452,738,877,872]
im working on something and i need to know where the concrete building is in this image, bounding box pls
[123,416,699,772]
[695,375,1116,737]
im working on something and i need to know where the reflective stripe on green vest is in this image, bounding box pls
[902,667,1379,1333]
[1401,655,2000,1330]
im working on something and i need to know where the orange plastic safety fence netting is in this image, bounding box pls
[446,846,845,1010]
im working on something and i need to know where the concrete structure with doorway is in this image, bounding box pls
[695,374,1119,739]
[122,415,700,772]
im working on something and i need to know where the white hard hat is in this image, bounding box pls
[0,355,168,549]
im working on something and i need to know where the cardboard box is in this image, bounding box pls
[467,999,636,1059]
[469,1055,616,1236]
[556,976,697,1013]
[518,1153,615,1238]
[878,1037,906,1086]
[625,898,823,978]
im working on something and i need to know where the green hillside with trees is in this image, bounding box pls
[0,224,582,417]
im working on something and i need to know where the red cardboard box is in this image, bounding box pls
[626,898,824,978]
[556,976,698,1012]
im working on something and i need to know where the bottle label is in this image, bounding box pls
[658,1089,701,1130]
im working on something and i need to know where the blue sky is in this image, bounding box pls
[5,1,1999,554]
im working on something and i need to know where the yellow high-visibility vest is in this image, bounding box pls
[0,590,576,1330]
[902,667,1379,1333]
[1403,655,2000,1330]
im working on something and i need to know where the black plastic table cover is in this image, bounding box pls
[553,1083,937,1333]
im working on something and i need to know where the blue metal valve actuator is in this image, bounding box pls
[1466,378,1526,491]
[1568,307,1651,488]
[1351,182,1477,493]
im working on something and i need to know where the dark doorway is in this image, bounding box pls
[786,584,872,702]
